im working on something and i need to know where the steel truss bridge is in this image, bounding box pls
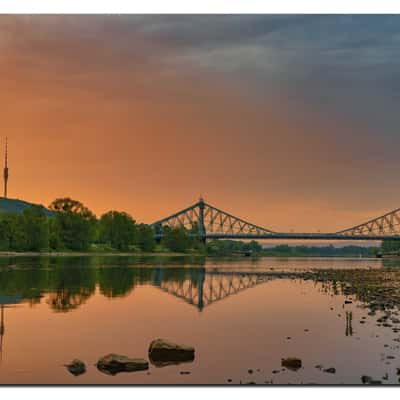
[153,268,273,311]
[152,198,400,241]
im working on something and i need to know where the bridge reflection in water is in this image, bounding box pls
[154,268,272,311]
[0,259,391,363]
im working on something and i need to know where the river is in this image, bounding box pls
[0,255,399,384]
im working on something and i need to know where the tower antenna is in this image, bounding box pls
[3,137,8,198]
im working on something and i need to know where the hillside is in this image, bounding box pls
[0,197,54,217]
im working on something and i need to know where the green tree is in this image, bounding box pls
[250,240,262,253]
[136,223,156,252]
[0,215,12,250]
[49,198,97,251]
[48,217,63,250]
[206,239,262,255]
[162,226,192,253]
[381,240,400,255]
[99,211,136,250]
[21,206,49,251]
[1,214,27,251]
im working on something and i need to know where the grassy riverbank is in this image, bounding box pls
[0,250,191,257]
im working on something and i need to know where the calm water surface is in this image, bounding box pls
[0,256,399,385]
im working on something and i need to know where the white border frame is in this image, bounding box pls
[1,0,400,13]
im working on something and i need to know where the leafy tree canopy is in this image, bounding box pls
[99,210,136,250]
[49,198,97,251]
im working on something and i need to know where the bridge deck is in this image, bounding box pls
[152,199,400,241]
[204,233,400,241]
[155,233,400,241]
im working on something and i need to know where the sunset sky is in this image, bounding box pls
[1,15,400,232]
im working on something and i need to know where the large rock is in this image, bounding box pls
[148,339,195,367]
[65,359,86,376]
[281,357,302,371]
[96,353,149,375]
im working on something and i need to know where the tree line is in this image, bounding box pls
[0,197,384,256]
[261,244,379,257]
[0,198,157,252]
[0,197,226,254]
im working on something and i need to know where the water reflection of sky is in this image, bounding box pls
[0,256,393,313]
[0,256,400,384]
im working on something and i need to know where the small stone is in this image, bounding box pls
[96,354,149,375]
[65,359,86,376]
[272,369,280,374]
[248,369,253,374]
[361,375,372,384]
[227,379,232,383]
[344,300,352,304]
[148,338,195,367]
[281,357,302,371]
[180,371,191,375]
[323,367,336,374]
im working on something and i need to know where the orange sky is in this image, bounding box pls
[0,15,399,233]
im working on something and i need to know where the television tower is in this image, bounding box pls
[3,137,8,198]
